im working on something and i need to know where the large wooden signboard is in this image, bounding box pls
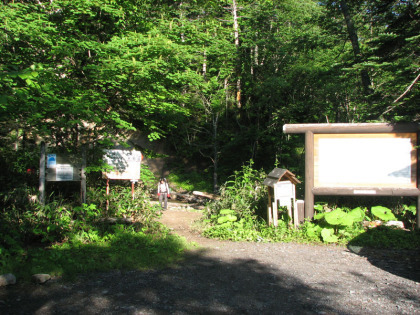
[283,123,420,228]
[314,133,417,188]
[103,149,142,180]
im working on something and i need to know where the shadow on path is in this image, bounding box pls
[2,250,349,314]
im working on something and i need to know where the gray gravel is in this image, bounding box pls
[1,208,419,314]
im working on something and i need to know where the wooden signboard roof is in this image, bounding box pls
[263,168,301,187]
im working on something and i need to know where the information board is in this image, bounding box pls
[274,181,296,208]
[103,149,142,180]
[46,154,81,181]
[314,133,417,188]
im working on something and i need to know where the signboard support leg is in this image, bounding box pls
[417,131,420,229]
[293,199,298,227]
[80,145,86,204]
[39,141,46,205]
[267,188,273,225]
[130,180,137,200]
[106,179,110,213]
[305,131,314,219]
[273,200,278,227]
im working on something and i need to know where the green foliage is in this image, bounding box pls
[321,228,338,243]
[140,164,158,191]
[2,224,188,281]
[371,206,397,222]
[1,0,419,279]
[206,160,267,220]
[167,169,213,192]
[0,182,173,280]
[349,226,420,250]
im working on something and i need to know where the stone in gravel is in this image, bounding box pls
[0,273,16,286]
[31,274,51,284]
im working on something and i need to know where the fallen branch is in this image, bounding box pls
[193,191,220,200]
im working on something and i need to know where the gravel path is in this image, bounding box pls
[1,207,419,314]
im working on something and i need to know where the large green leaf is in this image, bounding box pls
[371,206,396,222]
[324,208,353,226]
[321,228,338,243]
[348,207,365,222]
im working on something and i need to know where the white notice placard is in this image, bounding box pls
[315,133,416,188]
[103,150,142,180]
[56,164,74,181]
[274,181,295,200]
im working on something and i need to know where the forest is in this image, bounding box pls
[0,0,419,279]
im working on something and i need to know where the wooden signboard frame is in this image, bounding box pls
[103,149,143,202]
[39,142,86,205]
[283,123,420,228]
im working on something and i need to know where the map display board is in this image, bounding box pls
[46,154,81,181]
[103,150,142,180]
[314,133,417,188]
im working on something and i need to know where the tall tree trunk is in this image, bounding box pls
[212,113,219,193]
[232,0,242,108]
[339,0,372,95]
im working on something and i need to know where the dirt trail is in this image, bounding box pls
[1,205,419,314]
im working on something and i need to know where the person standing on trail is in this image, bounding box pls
[157,178,170,210]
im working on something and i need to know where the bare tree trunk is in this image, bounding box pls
[232,0,242,108]
[212,113,219,193]
[339,0,372,95]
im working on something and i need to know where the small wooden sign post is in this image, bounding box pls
[263,168,301,227]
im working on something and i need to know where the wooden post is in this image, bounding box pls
[267,187,273,225]
[293,199,298,227]
[39,141,46,205]
[305,131,314,219]
[417,130,420,229]
[80,145,86,204]
[106,179,110,213]
[273,199,278,227]
[131,180,136,200]
[296,200,305,224]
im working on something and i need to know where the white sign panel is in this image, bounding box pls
[274,181,295,200]
[56,164,74,181]
[315,133,417,188]
[103,149,142,180]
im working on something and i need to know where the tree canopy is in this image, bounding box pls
[1,0,419,187]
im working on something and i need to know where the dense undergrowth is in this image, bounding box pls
[0,165,189,282]
[203,162,420,249]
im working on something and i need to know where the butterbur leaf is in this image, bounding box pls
[348,207,365,222]
[371,206,396,222]
[220,209,235,215]
[217,214,237,224]
[325,208,353,226]
[226,214,237,222]
[314,212,325,220]
[217,216,228,224]
[314,204,324,211]
[321,228,338,243]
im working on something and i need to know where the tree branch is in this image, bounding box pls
[393,72,420,103]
